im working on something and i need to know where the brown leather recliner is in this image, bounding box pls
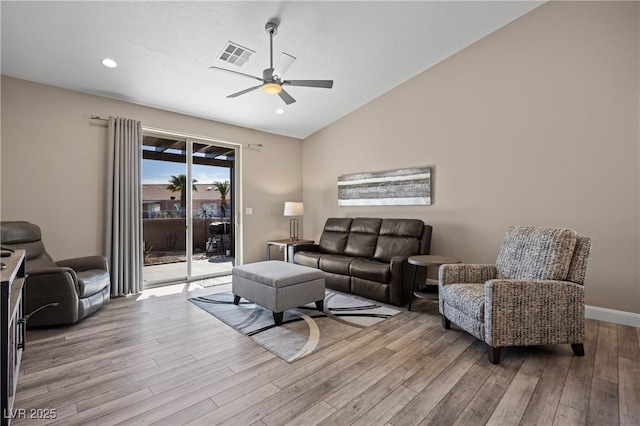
[0,221,110,327]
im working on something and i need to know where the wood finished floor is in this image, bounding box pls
[13,282,640,426]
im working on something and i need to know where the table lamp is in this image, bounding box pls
[283,201,303,241]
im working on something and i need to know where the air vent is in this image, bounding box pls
[219,41,254,67]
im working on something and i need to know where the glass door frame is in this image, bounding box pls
[142,127,243,287]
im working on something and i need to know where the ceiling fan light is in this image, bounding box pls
[263,83,282,94]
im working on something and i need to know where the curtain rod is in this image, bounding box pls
[90,115,262,149]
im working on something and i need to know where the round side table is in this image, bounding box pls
[407,255,461,311]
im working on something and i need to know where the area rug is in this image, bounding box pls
[194,275,232,288]
[189,290,400,362]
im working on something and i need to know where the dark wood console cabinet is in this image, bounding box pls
[1,250,26,426]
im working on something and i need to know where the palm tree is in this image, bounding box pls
[213,181,230,217]
[166,174,197,209]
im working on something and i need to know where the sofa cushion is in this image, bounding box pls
[318,218,352,254]
[349,217,382,234]
[373,219,424,263]
[344,218,382,258]
[496,226,577,281]
[349,258,390,283]
[294,251,323,269]
[380,219,424,239]
[320,255,355,275]
[344,233,378,258]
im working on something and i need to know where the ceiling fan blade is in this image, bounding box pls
[273,53,296,79]
[278,88,296,105]
[209,66,263,82]
[283,80,334,89]
[227,85,262,98]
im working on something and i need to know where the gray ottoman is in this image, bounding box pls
[232,260,325,325]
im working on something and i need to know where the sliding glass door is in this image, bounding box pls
[190,142,235,279]
[142,135,188,284]
[142,133,239,287]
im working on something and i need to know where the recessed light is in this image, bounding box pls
[275,108,285,114]
[101,58,118,68]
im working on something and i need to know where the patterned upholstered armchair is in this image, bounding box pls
[439,226,591,364]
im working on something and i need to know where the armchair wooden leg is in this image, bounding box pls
[488,346,501,365]
[233,295,241,305]
[571,343,585,356]
[442,315,451,329]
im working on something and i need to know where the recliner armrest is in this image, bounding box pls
[439,264,497,286]
[26,267,79,297]
[28,266,78,281]
[57,255,108,272]
[24,268,81,326]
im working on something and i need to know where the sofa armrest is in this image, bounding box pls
[389,256,407,287]
[439,264,497,286]
[389,255,425,306]
[288,243,320,262]
[484,279,585,348]
[290,243,319,253]
[57,255,108,272]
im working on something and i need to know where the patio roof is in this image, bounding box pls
[143,183,229,202]
[143,135,235,168]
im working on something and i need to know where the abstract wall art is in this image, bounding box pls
[337,166,431,206]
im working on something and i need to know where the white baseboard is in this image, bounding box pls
[585,305,640,327]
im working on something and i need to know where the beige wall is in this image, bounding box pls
[303,2,640,314]
[1,76,302,264]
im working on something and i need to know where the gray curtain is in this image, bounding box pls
[106,116,143,296]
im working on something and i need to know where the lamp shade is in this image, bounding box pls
[283,202,304,216]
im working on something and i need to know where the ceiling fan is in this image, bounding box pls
[209,22,333,105]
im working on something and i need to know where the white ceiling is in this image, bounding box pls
[1,1,543,139]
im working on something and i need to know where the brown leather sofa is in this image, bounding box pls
[290,218,432,306]
[0,221,111,327]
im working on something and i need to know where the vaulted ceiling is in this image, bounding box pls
[1,1,543,139]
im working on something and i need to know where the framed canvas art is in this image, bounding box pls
[338,166,431,206]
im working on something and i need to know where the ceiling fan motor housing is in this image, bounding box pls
[263,68,279,83]
[265,22,278,35]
